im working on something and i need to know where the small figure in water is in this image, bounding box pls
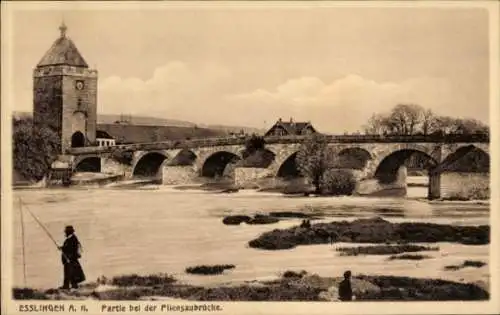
[300,219,311,229]
[58,225,85,290]
[338,270,353,301]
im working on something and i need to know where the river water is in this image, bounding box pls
[10,185,489,290]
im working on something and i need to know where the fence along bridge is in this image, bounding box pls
[61,134,489,200]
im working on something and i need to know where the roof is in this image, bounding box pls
[37,24,88,68]
[265,120,317,136]
[96,130,114,139]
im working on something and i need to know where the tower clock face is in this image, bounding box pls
[75,80,85,90]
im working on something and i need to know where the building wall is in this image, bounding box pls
[440,172,489,200]
[61,68,98,151]
[33,66,98,153]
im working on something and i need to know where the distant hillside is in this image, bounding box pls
[13,111,265,135]
[97,114,196,128]
[97,124,228,144]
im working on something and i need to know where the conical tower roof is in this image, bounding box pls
[37,22,89,68]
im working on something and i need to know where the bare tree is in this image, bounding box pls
[363,113,388,135]
[362,104,488,136]
[296,134,335,193]
[387,104,424,135]
[421,109,435,135]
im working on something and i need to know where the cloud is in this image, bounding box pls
[227,74,455,132]
[98,62,462,132]
[98,61,232,122]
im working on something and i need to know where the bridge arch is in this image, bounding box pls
[168,149,198,166]
[74,156,101,172]
[336,147,372,169]
[201,151,241,178]
[276,152,301,179]
[239,148,276,168]
[132,152,169,178]
[374,149,438,184]
[440,145,490,173]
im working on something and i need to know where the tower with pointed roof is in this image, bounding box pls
[33,22,98,153]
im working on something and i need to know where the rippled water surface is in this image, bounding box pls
[10,186,490,289]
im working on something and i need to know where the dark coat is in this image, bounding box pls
[338,279,353,301]
[61,234,85,284]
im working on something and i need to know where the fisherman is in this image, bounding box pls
[58,225,85,290]
[338,270,353,301]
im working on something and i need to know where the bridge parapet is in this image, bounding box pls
[66,133,489,156]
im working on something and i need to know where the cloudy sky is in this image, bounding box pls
[8,4,490,133]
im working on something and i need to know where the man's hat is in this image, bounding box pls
[64,225,75,232]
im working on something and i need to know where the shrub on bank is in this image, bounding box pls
[109,273,176,287]
[444,260,487,271]
[248,217,490,250]
[355,275,489,301]
[222,214,280,225]
[388,254,431,260]
[319,169,357,196]
[12,288,49,300]
[185,265,235,275]
[269,211,312,219]
[248,214,280,225]
[282,270,307,279]
[222,215,252,225]
[336,244,439,256]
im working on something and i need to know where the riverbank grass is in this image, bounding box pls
[12,271,489,301]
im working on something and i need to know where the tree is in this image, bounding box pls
[421,109,435,135]
[387,104,424,135]
[13,117,60,181]
[242,134,266,158]
[296,134,335,193]
[454,118,489,135]
[363,113,389,135]
[362,104,489,136]
[320,169,356,196]
[239,135,275,168]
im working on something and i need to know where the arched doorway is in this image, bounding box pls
[71,131,85,148]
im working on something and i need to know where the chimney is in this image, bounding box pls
[278,117,282,123]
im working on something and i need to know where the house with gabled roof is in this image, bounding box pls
[264,118,318,137]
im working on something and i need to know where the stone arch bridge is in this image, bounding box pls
[65,134,490,199]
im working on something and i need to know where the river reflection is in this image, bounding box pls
[10,187,489,290]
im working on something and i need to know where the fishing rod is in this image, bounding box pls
[18,198,70,261]
[19,198,27,287]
